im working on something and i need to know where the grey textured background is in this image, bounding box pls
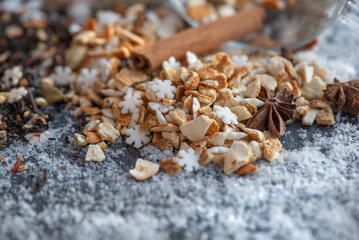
[0,18,359,240]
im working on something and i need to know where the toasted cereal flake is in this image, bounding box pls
[126,125,151,148]
[95,122,120,142]
[244,79,261,98]
[151,79,177,99]
[85,144,106,162]
[129,158,159,181]
[118,89,143,114]
[256,74,277,91]
[248,141,262,162]
[177,148,200,172]
[235,163,258,175]
[230,106,252,121]
[165,111,187,126]
[243,127,265,142]
[160,158,182,174]
[262,138,282,161]
[0,130,6,139]
[209,146,230,154]
[302,108,320,126]
[156,110,167,124]
[115,68,148,86]
[179,115,212,142]
[225,132,247,141]
[267,57,285,76]
[315,108,335,126]
[199,147,214,166]
[192,97,200,118]
[208,132,226,146]
[224,141,252,175]
[213,105,238,125]
[51,66,74,86]
[162,131,180,149]
[74,133,88,146]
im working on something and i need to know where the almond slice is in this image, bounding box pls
[315,108,335,126]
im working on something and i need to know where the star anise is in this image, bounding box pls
[246,88,296,137]
[324,78,359,115]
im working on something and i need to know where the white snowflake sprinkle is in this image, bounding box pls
[126,125,151,148]
[177,148,200,172]
[214,105,238,125]
[162,56,180,70]
[2,66,23,88]
[51,66,74,86]
[96,10,121,27]
[76,68,99,90]
[148,102,174,113]
[118,89,143,114]
[7,87,28,103]
[150,79,177,99]
[186,51,203,70]
[93,58,111,82]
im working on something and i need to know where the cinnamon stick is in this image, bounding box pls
[131,7,265,73]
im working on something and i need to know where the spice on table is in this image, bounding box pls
[324,78,359,115]
[246,88,296,137]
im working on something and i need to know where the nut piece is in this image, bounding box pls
[224,141,252,175]
[199,147,214,166]
[85,144,106,162]
[262,138,282,161]
[129,158,160,181]
[95,122,120,142]
[160,158,182,174]
[179,115,212,142]
[235,163,258,175]
[302,108,320,126]
[74,133,88,146]
[315,108,335,126]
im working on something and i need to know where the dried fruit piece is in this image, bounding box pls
[129,158,159,181]
[235,163,258,175]
[224,141,252,175]
[179,115,212,142]
[262,138,282,161]
[315,108,335,126]
[160,158,181,174]
[85,145,106,162]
